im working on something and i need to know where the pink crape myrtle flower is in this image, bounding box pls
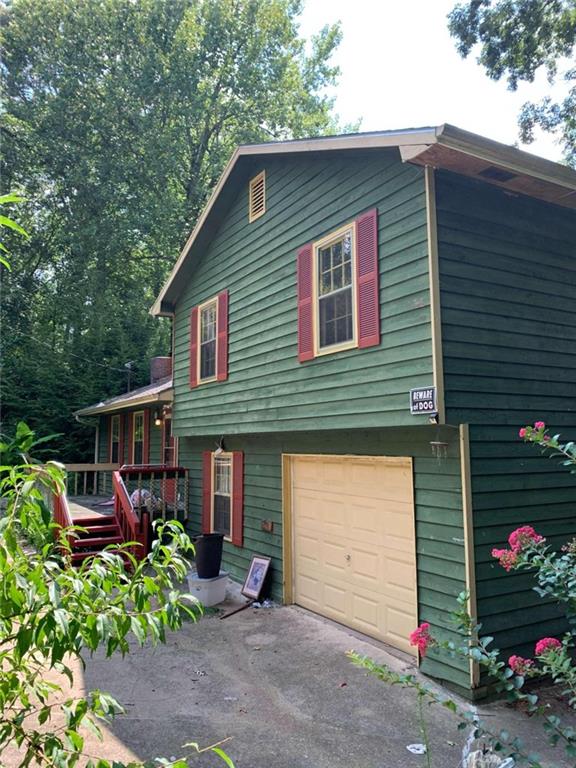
[534,421,546,430]
[508,526,545,552]
[535,637,562,657]
[508,655,534,676]
[409,622,433,657]
[491,547,519,571]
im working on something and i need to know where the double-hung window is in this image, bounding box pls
[297,208,380,362]
[199,299,217,381]
[201,450,244,547]
[189,291,229,387]
[212,453,232,537]
[316,225,356,352]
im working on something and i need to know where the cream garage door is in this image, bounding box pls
[291,455,417,655]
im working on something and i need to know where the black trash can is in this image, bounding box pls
[193,533,224,579]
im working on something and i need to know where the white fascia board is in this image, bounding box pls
[74,389,173,418]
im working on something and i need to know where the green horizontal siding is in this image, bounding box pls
[179,425,470,690]
[437,171,576,665]
[172,150,432,436]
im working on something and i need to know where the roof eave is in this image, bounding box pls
[74,388,173,418]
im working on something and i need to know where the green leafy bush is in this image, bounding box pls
[0,423,234,767]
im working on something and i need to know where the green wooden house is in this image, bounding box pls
[81,123,576,696]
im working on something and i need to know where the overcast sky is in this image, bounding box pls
[299,0,566,162]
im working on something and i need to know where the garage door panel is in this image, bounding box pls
[351,594,380,632]
[292,455,417,655]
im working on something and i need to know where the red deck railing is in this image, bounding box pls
[119,465,189,523]
[113,471,149,560]
[53,490,74,550]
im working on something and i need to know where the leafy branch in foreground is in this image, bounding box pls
[0,422,234,767]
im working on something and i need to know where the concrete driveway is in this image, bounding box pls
[83,602,466,768]
[4,592,572,767]
[77,595,572,768]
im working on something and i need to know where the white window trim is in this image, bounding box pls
[312,221,358,357]
[210,451,234,542]
[196,295,219,385]
[249,170,266,223]
[132,410,145,464]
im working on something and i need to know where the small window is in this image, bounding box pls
[202,450,243,546]
[297,209,379,363]
[249,171,265,222]
[110,415,120,463]
[190,291,228,388]
[132,411,144,464]
[199,299,217,381]
[162,416,175,465]
[212,454,232,538]
[315,224,356,354]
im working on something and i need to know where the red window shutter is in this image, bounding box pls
[216,290,229,382]
[231,451,244,547]
[118,415,125,466]
[297,243,314,362]
[143,410,150,464]
[108,416,114,462]
[127,414,133,464]
[356,208,380,349]
[201,451,212,533]
[189,307,199,388]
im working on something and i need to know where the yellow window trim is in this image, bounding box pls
[196,295,219,386]
[249,170,266,223]
[312,221,358,358]
[210,451,234,542]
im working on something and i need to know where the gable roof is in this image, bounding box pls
[74,378,173,417]
[151,123,576,317]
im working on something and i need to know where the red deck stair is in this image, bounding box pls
[53,471,150,565]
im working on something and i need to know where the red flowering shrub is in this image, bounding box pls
[508,526,545,552]
[535,637,562,657]
[508,655,534,676]
[409,622,433,657]
[491,547,519,571]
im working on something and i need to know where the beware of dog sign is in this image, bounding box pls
[409,387,437,416]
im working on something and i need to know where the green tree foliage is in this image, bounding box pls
[0,422,234,766]
[0,0,342,457]
[448,0,576,165]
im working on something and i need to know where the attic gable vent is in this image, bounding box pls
[478,166,518,183]
[249,170,266,222]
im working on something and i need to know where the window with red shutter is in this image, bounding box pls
[297,210,380,361]
[202,450,244,546]
[190,291,229,386]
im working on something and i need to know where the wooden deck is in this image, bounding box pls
[68,495,115,520]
